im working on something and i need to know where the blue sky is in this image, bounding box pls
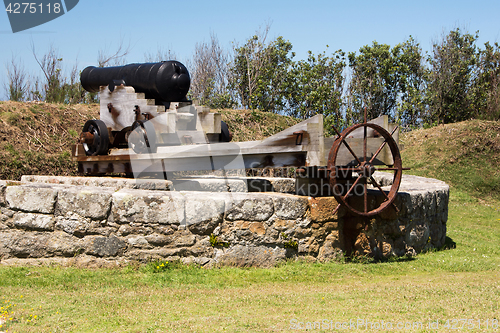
[1,0,500,100]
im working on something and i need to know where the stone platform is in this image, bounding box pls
[0,174,449,267]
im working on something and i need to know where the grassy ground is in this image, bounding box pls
[1,178,499,332]
[0,105,499,332]
[0,102,300,180]
[0,101,98,180]
[400,120,500,201]
[0,188,499,332]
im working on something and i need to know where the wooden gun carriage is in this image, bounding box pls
[73,61,406,217]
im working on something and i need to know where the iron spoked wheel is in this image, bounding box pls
[81,119,109,156]
[327,121,402,217]
[129,120,157,154]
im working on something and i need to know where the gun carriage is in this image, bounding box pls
[73,61,407,217]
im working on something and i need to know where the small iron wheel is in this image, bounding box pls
[81,119,109,156]
[219,121,233,142]
[327,121,403,217]
[129,120,157,154]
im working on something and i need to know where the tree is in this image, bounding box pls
[287,48,346,133]
[97,39,130,67]
[395,37,429,128]
[31,43,88,104]
[5,55,29,101]
[231,26,295,112]
[189,33,235,109]
[32,43,65,103]
[144,47,177,63]
[476,42,500,120]
[427,28,479,124]
[347,41,402,122]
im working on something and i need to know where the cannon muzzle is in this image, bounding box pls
[80,61,190,103]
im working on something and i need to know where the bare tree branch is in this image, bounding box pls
[98,38,131,67]
[5,54,29,101]
[144,47,177,62]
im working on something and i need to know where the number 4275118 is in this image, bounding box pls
[5,2,61,14]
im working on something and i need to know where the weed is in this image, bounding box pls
[283,240,298,250]
[68,129,78,137]
[6,112,19,125]
[0,297,16,331]
[146,260,172,273]
[3,143,17,156]
[209,233,230,248]
[0,295,40,331]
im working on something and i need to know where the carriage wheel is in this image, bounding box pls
[80,119,109,156]
[327,117,403,217]
[129,120,157,154]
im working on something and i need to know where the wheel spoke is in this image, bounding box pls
[335,166,361,179]
[368,138,388,164]
[332,126,363,166]
[341,174,363,201]
[370,176,391,202]
[374,167,400,171]
[342,141,363,166]
[336,167,362,171]
[364,182,368,213]
[368,126,398,164]
[363,124,367,163]
[332,202,341,215]
[370,176,400,213]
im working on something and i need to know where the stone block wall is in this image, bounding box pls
[0,174,449,267]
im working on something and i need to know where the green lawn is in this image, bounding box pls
[1,119,500,332]
[1,189,499,332]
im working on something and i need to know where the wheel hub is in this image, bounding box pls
[360,162,376,178]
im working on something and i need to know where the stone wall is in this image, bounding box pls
[0,174,449,267]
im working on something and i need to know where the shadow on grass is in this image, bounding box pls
[342,236,457,264]
[440,236,457,250]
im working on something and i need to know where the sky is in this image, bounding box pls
[1,0,500,100]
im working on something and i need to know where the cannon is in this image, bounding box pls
[80,61,191,104]
[76,61,232,156]
[73,62,408,217]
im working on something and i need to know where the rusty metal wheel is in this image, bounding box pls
[80,119,109,156]
[327,118,402,217]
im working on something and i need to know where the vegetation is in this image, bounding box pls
[1,23,499,332]
[0,101,301,180]
[5,26,500,133]
[0,101,99,180]
[0,187,499,332]
[401,119,500,201]
[0,101,498,331]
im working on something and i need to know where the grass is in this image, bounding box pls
[0,106,499,331]
[401,120,500,201]
[218,109,301,142]
[0,189,499,332]
[0,101,99,181]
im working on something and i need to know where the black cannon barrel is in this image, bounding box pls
[80,61,190,102]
